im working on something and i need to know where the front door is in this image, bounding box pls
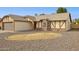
[34,22,37,30]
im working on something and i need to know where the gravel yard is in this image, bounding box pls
[0,31,79,51]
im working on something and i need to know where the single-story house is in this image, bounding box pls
[1,15,34,32]
[0,13,72,32]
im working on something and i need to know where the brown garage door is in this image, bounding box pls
[4,22,14,31]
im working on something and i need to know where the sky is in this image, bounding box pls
[0,7,79,20]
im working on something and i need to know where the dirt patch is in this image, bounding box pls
[7,32,61,41]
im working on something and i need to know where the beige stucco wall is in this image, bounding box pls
[51,21,56,28]
[26,18,34,25]
[3,16,13,22]
[38,21,42,28]
[56,22,60,28]
[36,20,66,31]
[60,22,65,28]
[65,19,71,31]
[36,21,42,29]
[51,21,66,29]
[0,22,2,26]
[0,22,2,29]
[36,22,39,28]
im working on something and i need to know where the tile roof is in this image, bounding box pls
[4,14,26,21]
[2,14,36,21]
[1,13,71,22]
[35,13,70,21]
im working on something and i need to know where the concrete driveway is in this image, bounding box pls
[0,31,79,51]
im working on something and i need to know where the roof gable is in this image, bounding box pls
[24,16,36,21]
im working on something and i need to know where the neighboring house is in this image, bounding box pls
[0,13,72,32]
[1,15,34,32]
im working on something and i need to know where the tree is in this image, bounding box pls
[74,18,79,24]
[56,7,67,13]
[35,13,38,16]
